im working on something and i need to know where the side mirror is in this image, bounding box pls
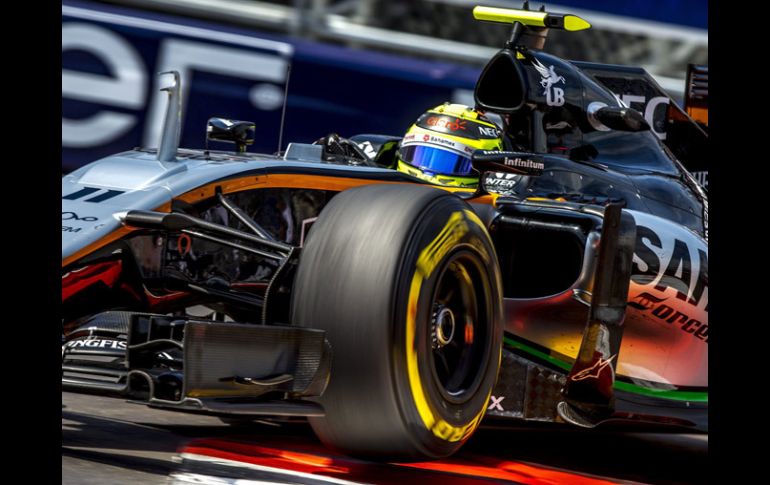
[588,104,650,132]
[472,150,545,177]
[207,118,255,153]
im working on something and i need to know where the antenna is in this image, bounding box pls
[277,62,293,155]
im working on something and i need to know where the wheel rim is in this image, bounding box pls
[428,250,490,404]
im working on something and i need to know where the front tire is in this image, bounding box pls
[290,184,503,459]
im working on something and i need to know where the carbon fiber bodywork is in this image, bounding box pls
[487,348,566,422]
[63,312,330,415]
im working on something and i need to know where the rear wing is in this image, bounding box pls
[574,62,708,190]
[685,64,708,128]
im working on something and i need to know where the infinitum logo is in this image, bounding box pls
[503,157,545,171]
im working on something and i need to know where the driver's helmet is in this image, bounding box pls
[396,103,504,187]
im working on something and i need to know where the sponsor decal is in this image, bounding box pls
[429,135,455,148]
[65,338,127,350]
[503,157,545,171]
[627,291,666,311]
[588,74,672,140]
[617,92,670,140]
[487,395,505,411]
[425,115,467,132]
[629,292,709,343]
[570,354,616,381]
[532,58,566,107]
[484,173,520,189]
[632,225,708,310]
[417,114,501,140]
[629,219,708,343]
[404,133,473,155]
[478,126,499,138]
[62,211,98,222]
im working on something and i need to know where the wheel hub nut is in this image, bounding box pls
[434,307,456,348]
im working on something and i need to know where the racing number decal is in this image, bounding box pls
[405,210,490,442]
[63,187,125,203]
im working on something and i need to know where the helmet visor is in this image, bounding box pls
[400,145,473,176]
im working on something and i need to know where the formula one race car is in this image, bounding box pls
[62,5,708,459]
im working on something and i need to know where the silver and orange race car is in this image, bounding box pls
[62,5,708,460]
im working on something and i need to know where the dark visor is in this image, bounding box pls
[400,145,473,176]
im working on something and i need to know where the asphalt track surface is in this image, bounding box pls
[62,392,707,484]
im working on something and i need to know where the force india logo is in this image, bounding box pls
[65,339,127,350]
[628,292,708,343]
[532,58,566,107]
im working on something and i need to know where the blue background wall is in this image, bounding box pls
[63,0,480,171]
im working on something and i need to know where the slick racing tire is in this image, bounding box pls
[290,184,503,459]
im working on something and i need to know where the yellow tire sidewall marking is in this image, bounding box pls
[405,210,491,443]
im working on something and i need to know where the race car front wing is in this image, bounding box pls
[62,313,331,417]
